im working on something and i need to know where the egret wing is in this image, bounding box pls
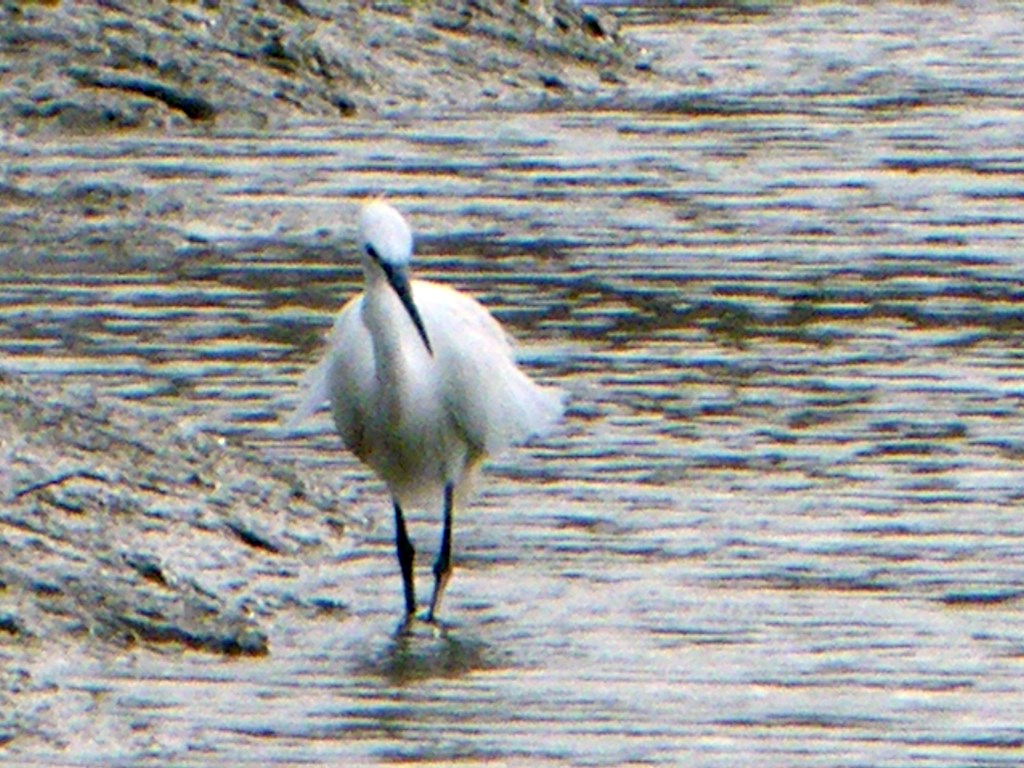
[285,295,374,452]
[414,281,565,456]
[286,352,332,430]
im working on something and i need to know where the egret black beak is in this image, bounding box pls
[380,261,433,355]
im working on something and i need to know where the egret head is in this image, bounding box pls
[359,200,413,269]
[358,201,433,355]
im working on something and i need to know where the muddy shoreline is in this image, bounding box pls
[1,0,646,133]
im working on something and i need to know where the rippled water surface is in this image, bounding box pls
[3,4,1024,766]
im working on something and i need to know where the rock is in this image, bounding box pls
[68,67,217,121]
[0,369,352,660]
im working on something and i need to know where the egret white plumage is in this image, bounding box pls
[289,201,565,623]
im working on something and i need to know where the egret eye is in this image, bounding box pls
[365,244,380,261]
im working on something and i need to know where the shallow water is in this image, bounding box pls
[3,3,1024,765]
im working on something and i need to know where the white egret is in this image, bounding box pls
[289,201,565,623]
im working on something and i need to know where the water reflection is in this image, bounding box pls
[355,622,501,687]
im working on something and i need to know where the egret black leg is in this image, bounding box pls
[427,482,455,623]
[393,499,416,618]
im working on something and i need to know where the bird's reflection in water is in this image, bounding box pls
[355,620,502,686]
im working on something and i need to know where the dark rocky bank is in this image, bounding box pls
[1,0,646,133]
